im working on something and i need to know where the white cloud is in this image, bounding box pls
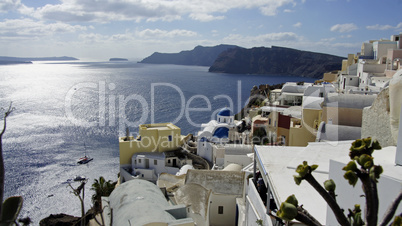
[332,42,360,48]
[366,24,394,30]
[79,33,109,43]
[24,0,304,23]
[293,22,302,28]
[136,29,197,38]
[330,23,358,33]
[189,13,225,22]
[366,22,402,31]
[223,32,299,47]
[258,32,298,41]
[284,9,295,13]
[340,34,352,38]
[0,0,21,13]
[320,37,336,42]
[0,18,87,39]
[259,0,296,16]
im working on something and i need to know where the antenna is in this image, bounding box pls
[126,127,130,140]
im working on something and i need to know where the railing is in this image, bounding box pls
[246,178,273,226]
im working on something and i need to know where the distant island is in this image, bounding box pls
[139,45,344,78]
[0,60,32,65]
[209,46,345,78]
[139,44,238,66]
[109,58,128,61]
[0,56,78,65]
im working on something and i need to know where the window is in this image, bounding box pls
[138,159,141,163]
[218,206,224,214]
[168,159,171,164]
[268,118,271,125]
[154,159,157,165]
[168,135,172,141]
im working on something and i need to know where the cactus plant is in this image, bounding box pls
[276,138,402,226]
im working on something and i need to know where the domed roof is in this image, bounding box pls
[217,107,233,117]
[213,127,229,138]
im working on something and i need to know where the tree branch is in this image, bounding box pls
[0,102,14,214]
[356,170,379,226]
[0,102,14,136]
[304,173,350,226]
[379,189,402,226]
[295,206,322,226]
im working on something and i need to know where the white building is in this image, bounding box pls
[129,151,193,182]
[197,107,236,163]
[211,144,253,170]
[373,40,398,61]
[337,34,402,94]
[338,74,359,92]
[173,169,246,226]
[246,140,402,225]
[101,179,194,226]
[119,150,194,183]
[278,82,313,106]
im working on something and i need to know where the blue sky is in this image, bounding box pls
[1,0,401,60]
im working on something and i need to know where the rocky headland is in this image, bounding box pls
[139,44,238,66]
[140,45,344,78]
[209,46,344,78]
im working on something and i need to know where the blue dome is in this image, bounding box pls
[213,127,229,138]
[217,107,233,117]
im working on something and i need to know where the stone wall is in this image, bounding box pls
[361,88,394,147]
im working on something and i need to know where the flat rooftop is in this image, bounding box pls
[255,141,353,224]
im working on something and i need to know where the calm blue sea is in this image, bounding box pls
[0,61,315,223]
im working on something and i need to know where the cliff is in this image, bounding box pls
[139,44,239,66]
[209,46,345,78]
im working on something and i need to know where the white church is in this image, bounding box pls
[197,108,236,163]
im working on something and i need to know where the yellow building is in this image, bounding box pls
[341,54,357,72]
[289,97,323,146]
[322,71,339,83]
[119,123,186,165]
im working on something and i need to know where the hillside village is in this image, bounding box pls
[93,34,402,226]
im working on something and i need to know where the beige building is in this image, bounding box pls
[322,93,376,127]
[119,123,186,165]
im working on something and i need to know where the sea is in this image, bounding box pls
[0,60,315,223]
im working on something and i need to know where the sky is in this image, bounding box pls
[0,0,402,60]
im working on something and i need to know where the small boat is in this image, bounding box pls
[77,155,93,164]
[77,143,93,164]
